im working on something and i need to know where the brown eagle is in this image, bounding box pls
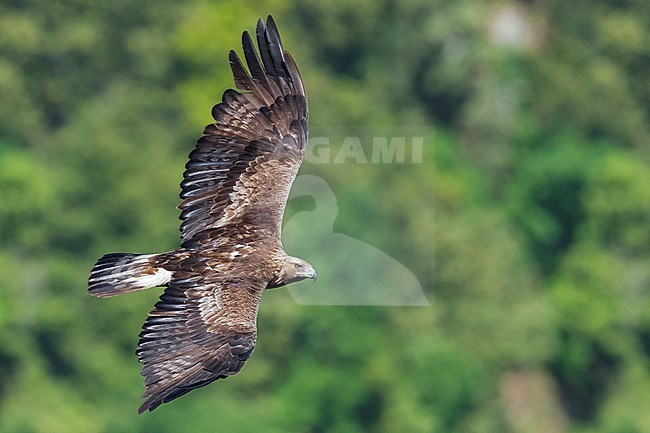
[88,16,315,413]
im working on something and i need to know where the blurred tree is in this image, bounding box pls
[0,0,649,432]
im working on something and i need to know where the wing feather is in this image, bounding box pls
[136,261,262,414]
[242,31,277,103]
[178,16,308,245]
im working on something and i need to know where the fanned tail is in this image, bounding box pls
[88,253,173,298]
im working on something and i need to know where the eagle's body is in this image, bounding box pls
[88,16,315,413]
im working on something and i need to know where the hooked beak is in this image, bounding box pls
[308,267,317,281]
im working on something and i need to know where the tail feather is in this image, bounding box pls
[88,253,173,298]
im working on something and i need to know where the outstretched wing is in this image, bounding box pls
[179,16,308,246]
[136,256,264,413]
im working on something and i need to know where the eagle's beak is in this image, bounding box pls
[308,267,317,281]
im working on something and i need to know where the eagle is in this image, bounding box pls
[87,16,315,413]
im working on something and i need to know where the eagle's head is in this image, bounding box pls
[269,256,317,288]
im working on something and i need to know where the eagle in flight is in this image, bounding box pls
[88,16,315,413]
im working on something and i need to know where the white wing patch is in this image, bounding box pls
[131,267,173,289]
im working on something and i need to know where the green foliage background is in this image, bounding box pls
[1,0,649,432]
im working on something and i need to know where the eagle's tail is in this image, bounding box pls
[88,253,173,298]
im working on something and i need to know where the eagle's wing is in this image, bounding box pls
[179,16,308,246]
[136,255,263,413]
